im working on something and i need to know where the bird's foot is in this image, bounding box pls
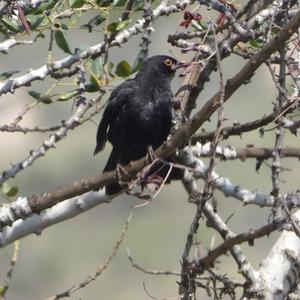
[146,145,156,164]
[115,164,131,186]
[141,174,164,193]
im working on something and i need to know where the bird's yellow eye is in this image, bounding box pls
[164,58,173,67]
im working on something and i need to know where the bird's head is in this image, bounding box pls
[138,55,184,80]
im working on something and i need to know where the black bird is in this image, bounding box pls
[94,55,182,195]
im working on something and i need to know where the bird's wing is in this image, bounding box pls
[94,81,134,155]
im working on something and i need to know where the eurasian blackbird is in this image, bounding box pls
[94,55,182,195]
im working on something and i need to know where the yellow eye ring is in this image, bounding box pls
[164,58,173,67]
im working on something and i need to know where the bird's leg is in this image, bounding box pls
[115,163,131,186]
[146,145,156,164]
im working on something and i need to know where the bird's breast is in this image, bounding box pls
[121,99,172,144]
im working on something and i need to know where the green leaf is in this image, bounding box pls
[30,15,45,30]
[96,0,113,6]
[2,182,18,198]
[68,12,81,27]
[132,0,156,11]
[0,70,19,81]
[92,57,103,77]
[39,97,53,104]
[30,0,57,14]
[96,10,108,24]
[86,83,100,93]
[249,39,262,49]
[60,23,69,30]
[116,19,131,31]
[58,91,78,101]
[90,73,101,89]
[108,61,115,78]
[114,0,127,6]
[28,90,41,99]
[28,90,53,104]
[115,60,131,77]
[107,22,118,32]
[107,19,131,33]
[69,0,84,7]
[86,56,103,87]
[272,27,280,35]
[54,30,72,54]
[82,11,108,32]
[131,50,147,73]
[0,19,20,33]
[133,0,145,11]
[34,32,46,41]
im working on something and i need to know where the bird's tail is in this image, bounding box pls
[103,147,122,195]
[94,119,108,155]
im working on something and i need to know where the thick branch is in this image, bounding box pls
[200,220,285,269]
[192,143,300,160]
[180,146,300,208]
[0,190,111,247]
[248,210,300,299]
[1,149,300,245]
[0,38,33,54]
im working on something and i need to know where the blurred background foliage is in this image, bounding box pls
[0,0,299,299]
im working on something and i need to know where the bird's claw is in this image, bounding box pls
[146,145,156,164]
[141,175,164,192]
[116,164,130,185]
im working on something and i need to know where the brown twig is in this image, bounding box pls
[0,241,20,300]
[199,220,285,269]
[127,248,180,276]
[191,97,300,143]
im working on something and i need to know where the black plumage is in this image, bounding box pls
[94,55,182,194]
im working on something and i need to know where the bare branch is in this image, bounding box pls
[0,190,111,247]
[199,220,285,268]
[0,38,33,54]
[252,210,300,298]
[191,143,300,160]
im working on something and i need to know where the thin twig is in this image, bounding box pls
[45,212,132,300]
[0,240,20,300]
[143,282,180,300]
[127,248,180,276]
